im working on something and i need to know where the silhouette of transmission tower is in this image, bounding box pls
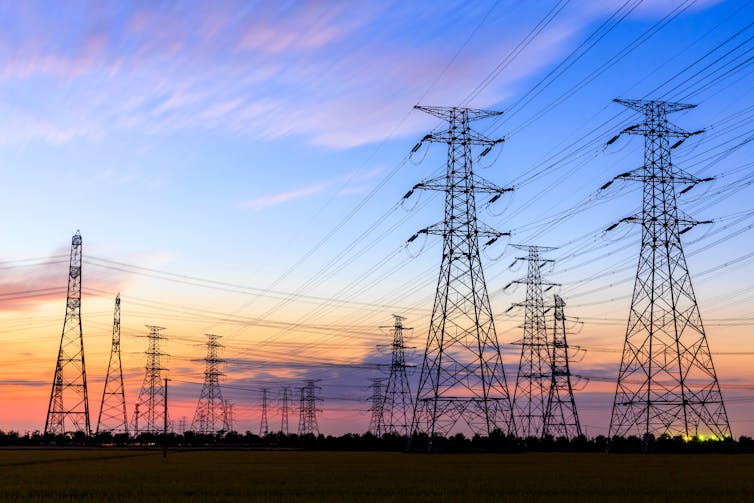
[543,295,582,439]
[192,334,228,434]
[132,325,168,435]
[604,99,731,441]
[298,380,321,436]
[406,106,513,446]
[379,315,413,436]
[96,294,128,434]
[45,231,91,435]
[367,378,386,436]
[507,245,558,438]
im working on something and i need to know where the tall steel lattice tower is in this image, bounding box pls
[508,245,557,438]
[406,105,513,446]
[543,295,582,439]
[605,98,730,440]
[45,231,91,435]
[191,334,227,434]
[280,387,290,434]
[367,378,386,436]
[259,388,269,436]
[298,380,321,436]
[380,315,413,436]
[133,325,168,435]
[96,294,128,434]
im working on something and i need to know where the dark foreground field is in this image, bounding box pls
[1,449,752,502]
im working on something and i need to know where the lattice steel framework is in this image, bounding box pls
[280,387,290,434]
[406,106,513,445]
[508,245,557,438]
[45,231,91,435]
[543,295,582,438]
[298,380,321,436]
[368,378,386,436]
[96,294,128,434]
[380,315,413,436]
[191,334,227,434]
[132,325,168,435]
[606,98,730,440]
[260,388,269,436]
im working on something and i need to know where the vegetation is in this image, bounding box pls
[2,429,754,454]
[0,449,753,502]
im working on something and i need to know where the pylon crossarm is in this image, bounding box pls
[472,175,514,196]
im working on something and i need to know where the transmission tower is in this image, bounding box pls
[260,388,269,436]
[379,315,414,436]
[405,106,513,446]
[224,401,234,433]
[45,231,91,435]
[280,387,290,434]
[191,334,227,434]
[604,98,731,441]
[507,245,558,438]
[543,295,582,439]
[298,380,321,436]
[132,325,168,435]
[367,378,386,436]
[96,294,128,435]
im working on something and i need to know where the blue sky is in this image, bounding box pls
[1,0,753,436]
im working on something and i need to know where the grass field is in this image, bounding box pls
[1,449,752,502]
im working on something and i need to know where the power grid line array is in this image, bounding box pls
[13,9,754,441]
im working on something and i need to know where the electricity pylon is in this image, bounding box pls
[96,294,128,435]
[367,378,386,436]
[45,231,91,435]
[604,98,731,442]
[280,387,290,434]
[191,334,227,434]
[260,388,269,436]
[405,106,513,448]
[380,315,413,436]
[132,325,168,435]
[298,380,321,436]
[507,245,558,438]
[543,295,582,439]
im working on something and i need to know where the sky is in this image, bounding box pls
[0,0,753,437]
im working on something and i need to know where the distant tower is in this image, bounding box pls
[543,295,582,438]
[298,380,321,436]
[405,106,513,447]
[132,325,168,435]
[45,231,91,435]
[367,378,386,436]
[224,401,234,433]
[380,315,413,436]
[280,387,290,434]
[191,334,227,434]
[508,245,557,438]
[260,388,269,436]
[605,99,731,441]
[96,294,128,435]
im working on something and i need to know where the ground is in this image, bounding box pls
[0,449,752,501]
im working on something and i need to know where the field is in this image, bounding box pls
[1,449,753,502]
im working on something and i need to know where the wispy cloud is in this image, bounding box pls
[0,1,719,148]
[238,166,384,210]
[239,182,330,211]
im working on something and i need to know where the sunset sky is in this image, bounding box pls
[0,0,753,437]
